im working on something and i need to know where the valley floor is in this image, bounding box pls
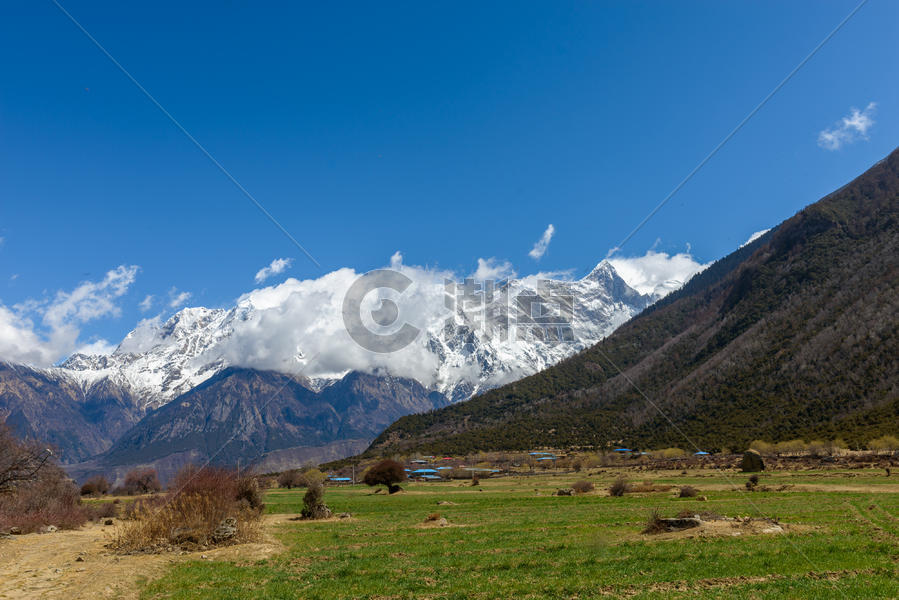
[3,467,899,599]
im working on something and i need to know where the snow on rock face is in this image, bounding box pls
[58,307,235,409]
[52,261,652,409]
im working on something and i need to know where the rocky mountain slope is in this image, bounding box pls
[67,369,447,483]
[2,262,652,469]
[367,148,899,455]
[0,362,142,462]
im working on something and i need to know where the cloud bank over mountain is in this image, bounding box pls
[0,265,138,366]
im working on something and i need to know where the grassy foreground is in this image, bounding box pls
[140,469,899,599]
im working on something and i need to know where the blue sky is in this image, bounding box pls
[1,1,897,363]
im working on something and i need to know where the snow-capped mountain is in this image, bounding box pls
[59,307,235,409]
[54,261,651,409]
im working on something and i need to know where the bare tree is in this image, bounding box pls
[0,423,53,495]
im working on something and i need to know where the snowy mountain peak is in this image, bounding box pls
[51,262,654,409]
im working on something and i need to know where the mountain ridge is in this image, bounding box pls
[366,147,899,455]
[2,260,655,469]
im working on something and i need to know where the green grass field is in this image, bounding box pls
[140,469,899,599]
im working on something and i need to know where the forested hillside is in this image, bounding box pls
[368,148,899,455]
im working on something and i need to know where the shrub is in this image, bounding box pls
[122,468,161,495]
[0,461,89,534]
[122,494,166,520]
[749,440,774,455]
[236,476,265,512]
[0,423,54,495]
[609,476,630,497]
[572,459,583,473]
[278,467,326,489]
[746,474,760,490]
[0,425,91,534]
[679,485,698,498]
[868,435,899,452]
[571,480,594,494]
[112,464,262,552]
[278,469,304,489]
[774,439,807,455]
[301,481,331,519]
[80,475,111,497]
[470,475,480,487]
[362,460,406,494]
[657,447,686,459]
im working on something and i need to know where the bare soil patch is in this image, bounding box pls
[0,515,286,599]
[640,516,812,541]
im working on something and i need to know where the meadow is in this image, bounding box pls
[137,467,899,599]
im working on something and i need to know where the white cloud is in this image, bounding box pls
[139,295,154,312]
[0,265,138,366]
[218,263,453,386]
[41,265,138,330]
[75,339,117,356]
[528,224,555,260]
[818,102,876,150]
[609,250,708,298]
[254,257,293,283]
[168,289,192,309]
[741,229,771,248]
[472,258,516,281]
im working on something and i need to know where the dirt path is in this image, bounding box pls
[0,516,289,600]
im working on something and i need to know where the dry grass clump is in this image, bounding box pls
[629,480,672,493]
[111,465,263,553]
[609,476,630,497]
[642,510,667,534]
[571,480,594,494]
[426,512,442,521]
[678,485,698,498]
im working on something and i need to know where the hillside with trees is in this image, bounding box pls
[368,147,899,455]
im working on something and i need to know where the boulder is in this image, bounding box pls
[304,505,332,520]
[212,517,238,542]
[741,449,765,472]
[555,488,573,496]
